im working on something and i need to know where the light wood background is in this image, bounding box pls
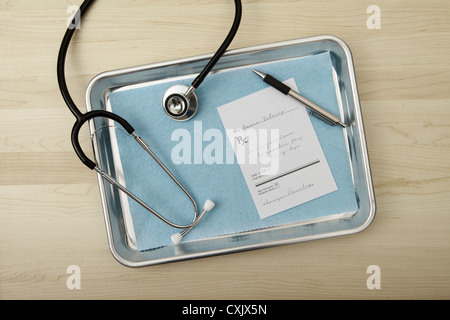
[1,0,449,300]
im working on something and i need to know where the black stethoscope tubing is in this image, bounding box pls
[57,0,242,170]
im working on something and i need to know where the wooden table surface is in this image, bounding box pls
[1,0,449,300]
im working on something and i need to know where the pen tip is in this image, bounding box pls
[253,69,266,79]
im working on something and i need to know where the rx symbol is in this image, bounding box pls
[236,136,249,145]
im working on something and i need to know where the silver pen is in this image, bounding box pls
[253,70,346,128]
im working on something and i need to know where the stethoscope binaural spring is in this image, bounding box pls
[57,0,242,244]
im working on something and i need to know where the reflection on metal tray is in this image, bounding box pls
[86,35,376,267]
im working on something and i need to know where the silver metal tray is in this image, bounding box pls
[86,35,376,267]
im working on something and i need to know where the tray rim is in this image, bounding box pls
[86,34,376,267]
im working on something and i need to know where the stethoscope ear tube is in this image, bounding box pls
[71,111,213,234]
[71,110,135,170]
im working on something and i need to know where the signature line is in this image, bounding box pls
[255,159,320,188]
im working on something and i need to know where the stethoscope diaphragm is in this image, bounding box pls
[162,84,198,121]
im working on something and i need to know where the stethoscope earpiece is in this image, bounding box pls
[163,84,198,121]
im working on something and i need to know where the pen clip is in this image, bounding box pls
[309,111,337,127]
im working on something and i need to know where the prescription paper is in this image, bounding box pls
[217,78,338,219]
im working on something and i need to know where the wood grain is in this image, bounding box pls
[1,0,449,300]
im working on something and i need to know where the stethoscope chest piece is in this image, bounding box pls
[163,84,198,121]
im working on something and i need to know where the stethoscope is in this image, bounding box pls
[58,0,242,244]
